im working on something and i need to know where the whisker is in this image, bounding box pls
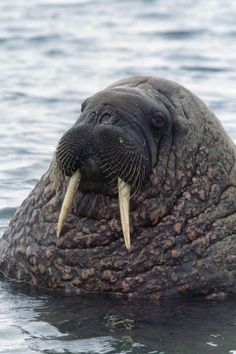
[127,152,140,183]
[130,157,142,198]
[107,153,131,182]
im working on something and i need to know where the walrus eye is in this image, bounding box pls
[150,108,166,132]
[100,113,111,123]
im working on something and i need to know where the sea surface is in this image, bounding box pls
[0,0,236,353]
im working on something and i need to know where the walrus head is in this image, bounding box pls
[53,87,171,249]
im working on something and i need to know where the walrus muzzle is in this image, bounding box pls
[53,123,150,249]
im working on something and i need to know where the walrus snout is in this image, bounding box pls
[54,122,151,249]
[54,123,150,191]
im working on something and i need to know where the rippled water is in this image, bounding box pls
[0,0,236,353]
[1,275,236,354]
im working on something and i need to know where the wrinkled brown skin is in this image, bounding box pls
[0,76,236,299]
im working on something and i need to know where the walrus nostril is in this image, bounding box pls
[82,157,96,173]
[80,155,102,181]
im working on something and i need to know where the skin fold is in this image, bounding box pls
[0,76,236,299]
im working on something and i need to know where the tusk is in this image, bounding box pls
[118,177,131,250]
[56,170,81,237]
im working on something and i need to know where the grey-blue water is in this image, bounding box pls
[0,0,236,353]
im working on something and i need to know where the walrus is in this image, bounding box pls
[0,76,236,299]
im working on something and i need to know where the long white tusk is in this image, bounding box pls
[56,170,81,237]
[118,177,131,250]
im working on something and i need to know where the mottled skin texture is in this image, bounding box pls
[0,76,236,299]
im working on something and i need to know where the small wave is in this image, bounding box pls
[0,207,17,219]
[181,65,229,73]
[147,29,206,39]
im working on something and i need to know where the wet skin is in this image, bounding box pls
[0,76,236,299]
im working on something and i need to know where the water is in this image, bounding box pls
[1,276,236,354]
[0,0,236,352]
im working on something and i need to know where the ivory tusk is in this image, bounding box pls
[118,177,131,250]
[56,170,81,237]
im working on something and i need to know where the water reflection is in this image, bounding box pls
[1,275,236,353]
